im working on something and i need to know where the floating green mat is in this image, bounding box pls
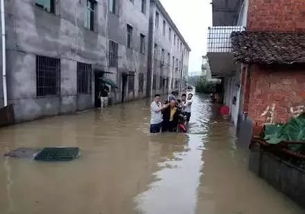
[34,147,80,161]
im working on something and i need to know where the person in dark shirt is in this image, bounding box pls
[162,100,181,132]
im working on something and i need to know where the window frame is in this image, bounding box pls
[77,62,92,95]
[109,0,116,14]
[162,20,166,36]
[155,12,160,29]
[36,55,61,97]
[140,34,146,54]
[84,0,96,31]
[35,0,56,14]
[141,0,146,14]
[109,40,119,67]
[127,24,133,49]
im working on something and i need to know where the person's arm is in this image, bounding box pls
[151,102,169,112]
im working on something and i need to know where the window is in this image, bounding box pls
[155,12,159,28]
[159,76,163,89]
[172,56,175,69]
[174,34,176,45]
[162,20,166,36]
[141,0,146,14]
[152,75,156,89]
[154,43,158,58]
[167,53,170,65]
[169,28,172,41]
[140,34,146,54]
[127,25,133,48]
[77,62,92,94]
[85,0,96,31]
[128,75,135,92]
[36,56,60,97]
[35,0,55,13]
[109,0,116,14]
[138,73,144,93]
[109,40,118,67]
[161,49,165,64]
[176,59,178,72]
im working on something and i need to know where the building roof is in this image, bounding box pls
[154,0,191,52]
[231,31,305,65]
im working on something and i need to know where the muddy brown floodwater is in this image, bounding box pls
[0,95,303,214]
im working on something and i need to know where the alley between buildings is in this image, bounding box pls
[0,95,303,214]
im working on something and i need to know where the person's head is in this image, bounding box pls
[170,100,176,108]
[181,93,187,101]
[188,93,193,99]
[171,91,176,96]
[177,99,181,104]
[154,94,161,102]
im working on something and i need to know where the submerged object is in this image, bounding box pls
[4,147,80,161]
[34,147,80,161]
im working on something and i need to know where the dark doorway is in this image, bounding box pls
[121,73,128,103]
[95,72,104,107]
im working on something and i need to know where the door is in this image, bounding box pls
[121,74,128,103]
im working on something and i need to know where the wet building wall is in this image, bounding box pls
[2,0,189,123]
[149,0,190,97]
[107,0,150,102]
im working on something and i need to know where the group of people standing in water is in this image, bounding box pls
[150,91,193,133]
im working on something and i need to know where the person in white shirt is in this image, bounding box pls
[184,93,193,122]
[150,94,169,133]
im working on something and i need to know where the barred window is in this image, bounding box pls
[161,49,165,64]
[138,73,144,93]
[127,25,133,48]
[36,0,55,13]
[128,75,135,92]
[109,40,118,67]
[109,0,116,14]
[77,62,92,94]
[36,56,60,97]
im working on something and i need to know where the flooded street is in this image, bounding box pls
[0,95,303,214]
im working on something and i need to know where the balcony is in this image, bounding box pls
[207,26,245,77]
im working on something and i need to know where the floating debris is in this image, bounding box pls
[4,147,80,162]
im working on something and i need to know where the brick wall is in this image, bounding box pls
[244,64,305,135]
[247,0,305,32]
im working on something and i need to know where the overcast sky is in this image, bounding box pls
[159,0,212,74]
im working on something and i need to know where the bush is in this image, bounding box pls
[195,77,216,94]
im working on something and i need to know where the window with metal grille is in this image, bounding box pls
[141,0,146,14]
[109,0,116,14]
[109,40,118,67]
[153,74,156,89]
[36,56,60,97]
[140,34,145,54]
[35,0,55,13]
[77,62,92,94]
[128,75,135,92]
[85,0,96,31]
[127,24,133,49]
[138,73,144,93]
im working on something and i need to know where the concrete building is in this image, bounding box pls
[207,0,305,144]
[0,0,190,123]
[147,0,190,97]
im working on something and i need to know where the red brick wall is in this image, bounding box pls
[245,65,305,135]
[247,0,305,32]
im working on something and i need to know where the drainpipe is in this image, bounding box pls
[1,0,7,107]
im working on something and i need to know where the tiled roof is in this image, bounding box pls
[231,31,305,64]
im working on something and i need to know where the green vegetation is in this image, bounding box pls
[264,114,305,151]
[188,76,216,94]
